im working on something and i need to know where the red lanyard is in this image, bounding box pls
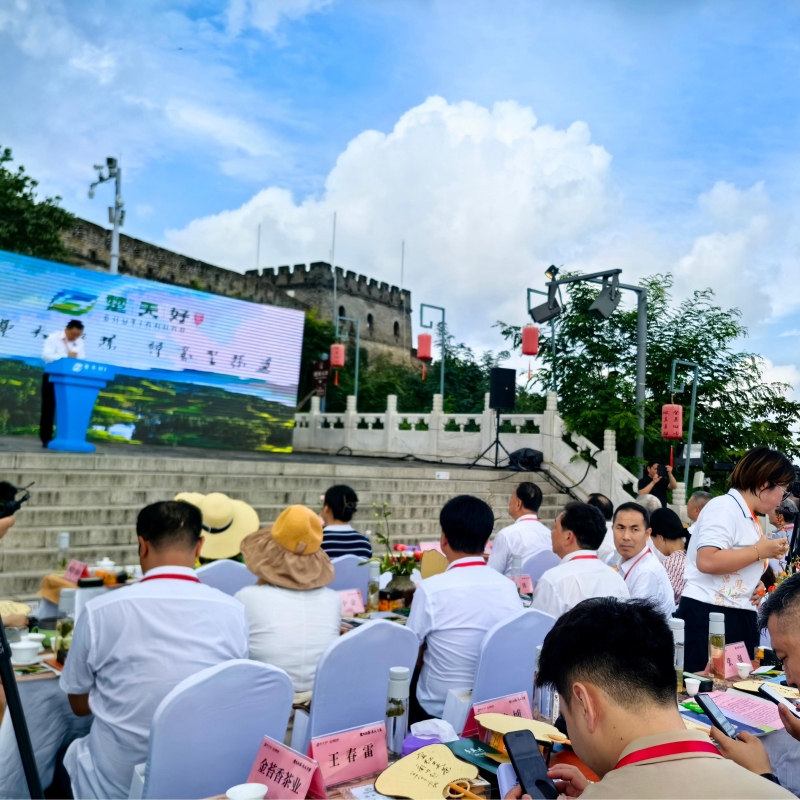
[622,548,650,582]
[140,573,201,583]
[448,560,487,570]
[570,555,598,561]
[614,740,719,769]
[518,515,539,522]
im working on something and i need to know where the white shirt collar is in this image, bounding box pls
[323,524,356,531]
[515,514,539,523]
[141,564,198,580]
[445,556,487,571]
[619,545,652,575]
[562,549,599,564]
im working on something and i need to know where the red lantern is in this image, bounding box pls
[661,404,683,440]
[522,325,539,356]
[417,333,432,361]
[330,344,345,368]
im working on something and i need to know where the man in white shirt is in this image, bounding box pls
[687,491,712,536]
[532,502,629,619]
[406,495,523,720]
[40,319,86,447]
[586,493,618,564]
[488,482,552,577]
[614,501,675,617]
[60,501,249,799]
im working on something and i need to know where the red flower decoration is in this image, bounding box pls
[394,544,407,552]
[415,551,422,560]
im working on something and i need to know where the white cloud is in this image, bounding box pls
[761,358,800,402]
[780,329,800,338]
[227,0,333,35]
[165,96,613,345]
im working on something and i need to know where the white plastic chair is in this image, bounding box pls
[472,609,556,706]
[129,660,293,799]
[290,620,418,753]
[195,560,257,596]
[521,550,561,588]
[329,554,370,599]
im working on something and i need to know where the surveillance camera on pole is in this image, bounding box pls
[88,157,124,275]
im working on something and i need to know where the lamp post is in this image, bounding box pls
[336,314,361,408]
[669,358,700,495]
[88,158,124,275]
[420,303,446,400]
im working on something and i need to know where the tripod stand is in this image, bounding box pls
[470,408,513,469]
[0,617,43,797]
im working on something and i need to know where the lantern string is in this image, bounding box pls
[334,370,339,387]
[422,364,426,381]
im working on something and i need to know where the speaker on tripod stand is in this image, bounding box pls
[470,368,517,469]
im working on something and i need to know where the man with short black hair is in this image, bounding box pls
[407,495,522,719]
[59,501,248,799]
[488,482,551,577]
[614,502,675,617]
[637,458,678,508]
[532,503,628,619]
[40,319,86,447]
[509,598,792,799]
[586,493,617,563]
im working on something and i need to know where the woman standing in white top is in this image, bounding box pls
[677,447,793,672]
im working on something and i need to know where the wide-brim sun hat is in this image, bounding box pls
[240,504,334,591]
[174,491,260,560]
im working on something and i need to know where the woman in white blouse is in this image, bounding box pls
[677,447,793,671]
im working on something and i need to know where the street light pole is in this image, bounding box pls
[88,158,124,275]
[336,315,361,408]
[669,358,700,496]
[420,303,446,400]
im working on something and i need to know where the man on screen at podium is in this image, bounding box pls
[40,319,86,447]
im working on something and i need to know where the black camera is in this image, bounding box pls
[0,481,33,520]
[656,463,668,480]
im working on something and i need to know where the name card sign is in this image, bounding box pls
[725,641,752,679]
[64,560,88,584]
[248,734,322,799]
[516,575,533,594]
[338,589,365,615]
[310,722,388,788]
[462,691,532,738]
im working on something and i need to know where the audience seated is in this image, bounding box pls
[531,502,629,619]
[60,501,249,799]
[585,493,617,563]
[507,597,792,799]
[488,482,551,577]
[320,484,372,559]
[649,507,690,605]
[687,490,712,534]
[613,502,675,617]
[236,505,342,700]
[406,495,522,720]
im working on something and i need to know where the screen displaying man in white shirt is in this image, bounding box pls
[60,501,249,799]
[488,482,552,577]
[614,501,676,618]
[40,319,86,447]
[532,502,629,619]
[406,495,523,720]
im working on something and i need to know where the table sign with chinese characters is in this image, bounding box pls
[462,691,533,738]
[338,589,365,615]
[374,744,478,800]
[516,575,533,594]
[724,641,751,679]
[309,721,388,788]
[64,560,89,583]
[247,734,322,799]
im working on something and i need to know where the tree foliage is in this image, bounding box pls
[496,273,800,475]
[0,146,75,261]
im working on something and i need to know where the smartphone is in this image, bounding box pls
[758,683,800,719]
[695,694,738,739]
[503,730,558,800]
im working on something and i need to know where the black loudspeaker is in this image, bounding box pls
[489,367,516,410]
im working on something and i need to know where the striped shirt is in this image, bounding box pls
[321,525,373,559]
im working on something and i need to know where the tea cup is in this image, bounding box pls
[226,784,267,800]
[737,662,751,680]
[10,640,40,664]
[685,678,701,697]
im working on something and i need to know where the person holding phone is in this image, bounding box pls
[637,459,677,508]
[676,447,794,672]
[506,597,791,799]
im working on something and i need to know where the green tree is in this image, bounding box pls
[496,274,800,476]
[296,310,337,410]
[0,146,75,260]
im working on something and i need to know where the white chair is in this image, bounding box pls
[195,560,257,596]
[329,554,370,600]
[521,550,561,588]
[129,660,293,799]
[291,620,418,753]
[471,609,556,706]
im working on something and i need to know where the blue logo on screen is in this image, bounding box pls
[48,290,98,316]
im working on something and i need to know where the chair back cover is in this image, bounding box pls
[329,554,370,599]
[521,550,561,587]
[195,559,257,596]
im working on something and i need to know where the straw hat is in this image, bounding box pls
[240,505,334,591]
[174,491,260,560]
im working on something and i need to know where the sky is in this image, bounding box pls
[2,0,800,398]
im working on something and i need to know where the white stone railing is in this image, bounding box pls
[293,391,638,508]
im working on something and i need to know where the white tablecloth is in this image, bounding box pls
[0,675,92,799]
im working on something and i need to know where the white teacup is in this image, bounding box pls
[27,633,46,644]
[10,640,40,664]
[685,678,701,697]
[737,662,751,680]
[226,784,267,800]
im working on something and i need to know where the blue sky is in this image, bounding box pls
[2,0,799,392]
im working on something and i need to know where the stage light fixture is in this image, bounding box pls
[530,283,562,323]
[545,265,560,281]
[589,275,621,319]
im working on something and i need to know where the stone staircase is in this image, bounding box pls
[0,451,570,600]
